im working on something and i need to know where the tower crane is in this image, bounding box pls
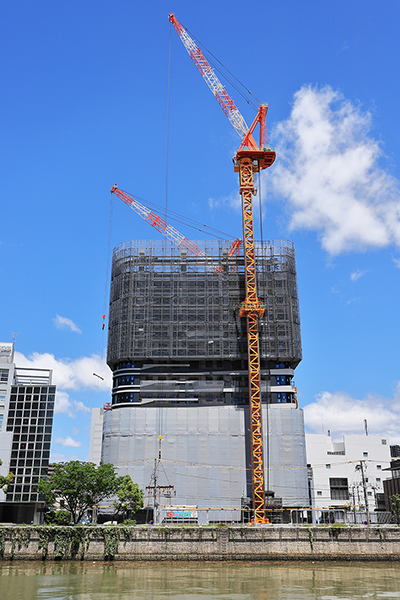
[110,184,241,271]
[169,14,276,523]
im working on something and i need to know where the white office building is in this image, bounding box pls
[306,433,392,518]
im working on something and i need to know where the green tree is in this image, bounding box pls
[113,475,144,521]
[38,461,120,524]
[390,494,400,525]
[0,458,14,490]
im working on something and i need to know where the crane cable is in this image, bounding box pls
[118,187,238,241]
[101,194,114,356]
[183,23,260,112]
[165,22,172,218]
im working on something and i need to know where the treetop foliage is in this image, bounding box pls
[113,474,144,520]
[38,461,121,525]
[0,458,14,491]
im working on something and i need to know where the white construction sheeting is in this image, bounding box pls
[101,403,309,520]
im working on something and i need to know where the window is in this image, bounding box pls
[363,452,368,457]
[377,465,381,470]
[0,414,3,428]
[326,464,331,469]
[0,369,9,382]
[381,439,387,445]
[376,478,381,483]
[367,491,372,497]
[330,477,349,500]
[317,491,322,496]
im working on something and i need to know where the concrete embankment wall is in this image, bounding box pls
[0,526,400,561]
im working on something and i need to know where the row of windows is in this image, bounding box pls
[274,375,292,385]
[8,484,39,493]
[13,433,51,442]
[112,393,226,405]
[111,393,281,405]
[274,392,295,403]
[11,386,55,394]
[0,369,9,382]
[9,400,54,409]
[6,493,44,502]
[8,417,53,425]
[116,363,136,370]
[114,375,137,387]
[14,475,40,484]
[14,467,48,477]
[11,450,50,459]
[10,450,50,467]
[9,458,49,469]
[7,426,52,435]
[8,410,53,419]
[12,442,51,450]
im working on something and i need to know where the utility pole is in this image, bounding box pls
[351,484,357,524]
[357,460,370,525]
[146,436,176,525]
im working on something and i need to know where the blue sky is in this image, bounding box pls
[1,1,400,460]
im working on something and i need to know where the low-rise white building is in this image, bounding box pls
[306,434,391,516]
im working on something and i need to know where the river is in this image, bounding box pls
[1,561,399,599]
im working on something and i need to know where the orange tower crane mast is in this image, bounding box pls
[169,14,276,523]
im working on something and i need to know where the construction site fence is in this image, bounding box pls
[152,507,396,527]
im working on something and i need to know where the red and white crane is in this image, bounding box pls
[110,184,241,270]
[110,184,205,257]
[170,13,276,523]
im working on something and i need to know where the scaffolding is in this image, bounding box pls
[107,239,302,368]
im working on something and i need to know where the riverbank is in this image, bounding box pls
[0,525,399,561]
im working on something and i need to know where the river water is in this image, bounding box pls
[1,561,400,599]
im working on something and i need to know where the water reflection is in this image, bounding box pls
[0,561,400,599]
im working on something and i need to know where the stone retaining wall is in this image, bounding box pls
[0,526,400,561]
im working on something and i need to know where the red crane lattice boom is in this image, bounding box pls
[110,184,241,271]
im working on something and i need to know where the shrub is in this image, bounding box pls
[53,511,72,525]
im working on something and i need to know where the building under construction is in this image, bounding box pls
[101,239,309,523]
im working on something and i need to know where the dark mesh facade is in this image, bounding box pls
[107,239,301,366]
[106,240,302,409]
[5,384,54,503]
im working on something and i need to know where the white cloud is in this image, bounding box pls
[74,400,91,414]
[350,269,368,281]
[269,85,400,255]
[54,391,90,418]
[53,315,82,334]
[208,191,240,212]
[392,256,400,269]
[50,452,83,463]
[303,386,400,444]
[55,436,82,448]
[14,351,112,391]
